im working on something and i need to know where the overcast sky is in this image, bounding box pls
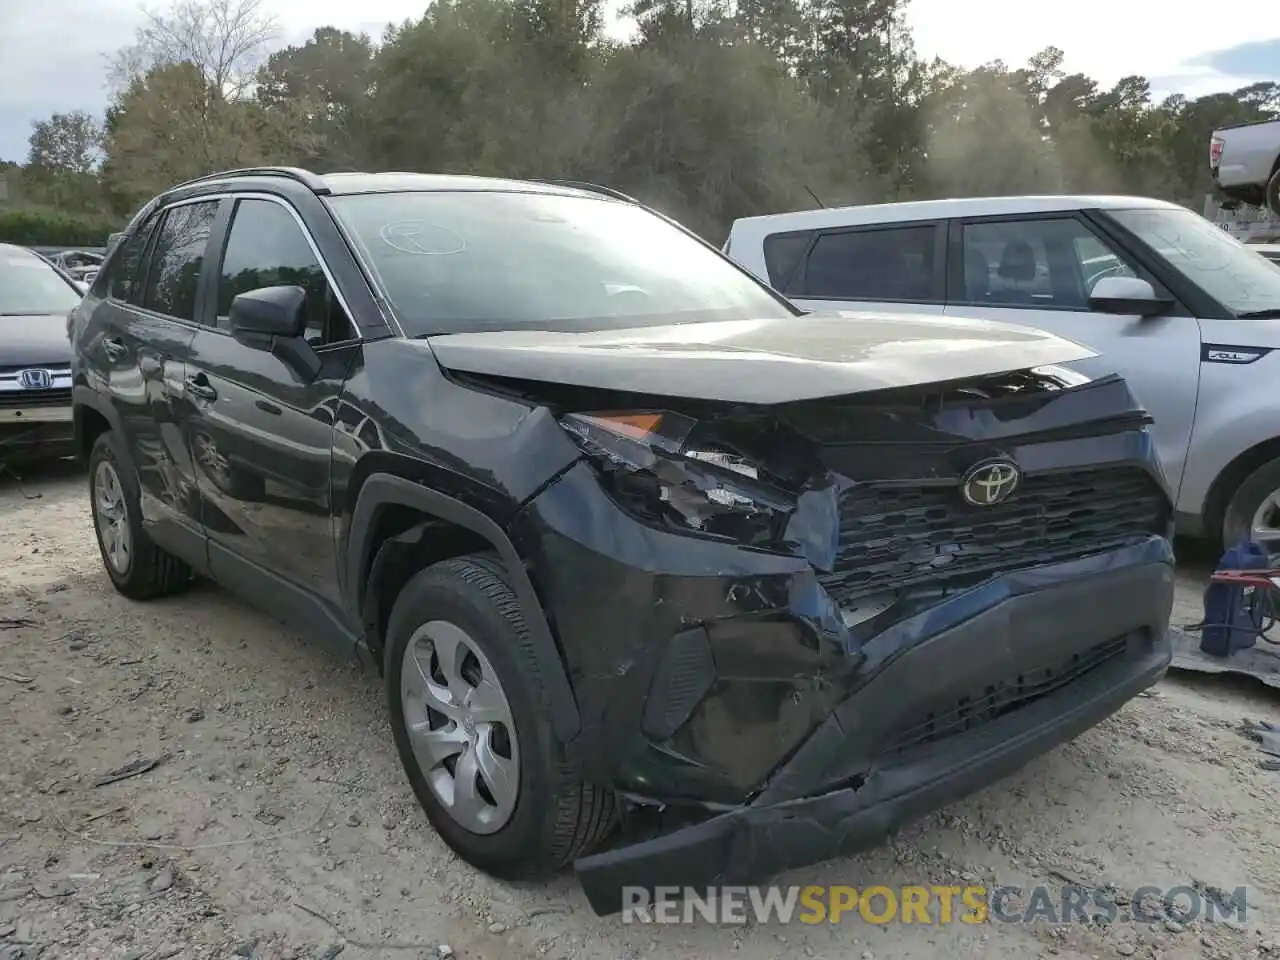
[3,0,1279,163]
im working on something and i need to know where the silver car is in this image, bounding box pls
[725,195,1280,553]
[0,242,82,461]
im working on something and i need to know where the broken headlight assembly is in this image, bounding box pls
[559,411,794,546]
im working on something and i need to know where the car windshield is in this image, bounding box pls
[0,247,83,316]
[326,190,795,335]
[1105,207,1280,316]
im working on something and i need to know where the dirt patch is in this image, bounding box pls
[1,464,1278,960]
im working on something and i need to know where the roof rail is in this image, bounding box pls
[167,166,331,195]
[533,179,638,204]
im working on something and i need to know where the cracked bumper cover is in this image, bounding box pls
[573,537,1175,916]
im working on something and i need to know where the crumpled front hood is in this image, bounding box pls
[0,313,73,368]
[424,311,1097,404]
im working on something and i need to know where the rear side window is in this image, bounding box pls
[762,232,813,291]
[795,226,938,301]
[142,201,219,321]
[105,215,160,304]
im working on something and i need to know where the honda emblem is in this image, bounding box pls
[17,369,53,390]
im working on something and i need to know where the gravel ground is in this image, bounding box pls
[2,462,1279,960]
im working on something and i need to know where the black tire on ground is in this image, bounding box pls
[1268,169,1280,219]
[87,431,192,600]
[1221,456,1280,555]
[384,553,617,879]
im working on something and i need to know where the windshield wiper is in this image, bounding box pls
[1236,308,1280,319]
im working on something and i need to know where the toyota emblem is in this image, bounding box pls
[960,459,1021,506]
[17,369,53,390]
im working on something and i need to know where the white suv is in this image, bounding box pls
[724,195,1280,552]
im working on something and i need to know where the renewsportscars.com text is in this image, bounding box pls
[620,884,1250,925]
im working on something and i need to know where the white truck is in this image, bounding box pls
[1211,119,1280,216]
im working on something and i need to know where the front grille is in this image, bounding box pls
[818,467,1166,605]
[884,633,1135,754]
[0,388,72,409]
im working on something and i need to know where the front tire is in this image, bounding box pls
[385,554,616,879]
[1267,169,1280,219]
[1222,456,1280,558]
[88,431,192,600]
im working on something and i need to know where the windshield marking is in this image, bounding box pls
[378,221,468,256]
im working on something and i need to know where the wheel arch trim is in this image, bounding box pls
[73,386,126,462]
[347,472,581,742]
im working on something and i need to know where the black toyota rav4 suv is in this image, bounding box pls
[70,167,1175,914]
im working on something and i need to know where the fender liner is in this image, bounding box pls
[347,473,581,742]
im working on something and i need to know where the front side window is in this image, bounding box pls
[959,217,1137,311]
[1072,233,1138,289]
[1106,206,1280,316]
[794,226,938,301]
[326,191,795,336]
[142,201,219,321]
[0,246,83,316]
[216,198,353,344]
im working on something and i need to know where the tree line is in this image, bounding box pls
[5,0,1279,244]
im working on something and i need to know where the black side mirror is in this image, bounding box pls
[229,285,320,380]
[1088,276,1172,318]
[230,285,307,338]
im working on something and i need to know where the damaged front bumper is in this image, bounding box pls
[507,375,1175,914]
[571,537,1174,915]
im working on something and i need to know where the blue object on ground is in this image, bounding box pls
[1199,540,1271,657]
